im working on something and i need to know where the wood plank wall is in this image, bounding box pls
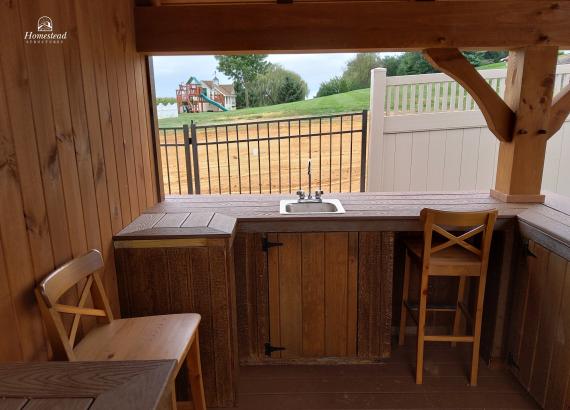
[508,241,570,409]
[0,0,157,362]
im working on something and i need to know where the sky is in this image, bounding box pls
[152,53,361,99]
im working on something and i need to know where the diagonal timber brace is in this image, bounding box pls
[549,82,570,138]
[423,48,515,143]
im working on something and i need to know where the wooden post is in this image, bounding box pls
[366,68,387,192]
[491,46,558,203]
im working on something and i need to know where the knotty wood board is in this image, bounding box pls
[135,2,570,53]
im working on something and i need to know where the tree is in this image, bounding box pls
[215,55,270,108]
[277,72,308,103]
[395,52,438,76]
[379,55,401,76]
[342,53,383,90]
[316,76,351,97]
[249,65,308,107]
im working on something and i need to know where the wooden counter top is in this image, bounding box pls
[114,191,570,253]
[115,191,531,239]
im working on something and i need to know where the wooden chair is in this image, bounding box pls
[35,249,207,410]
[398,208,497,386]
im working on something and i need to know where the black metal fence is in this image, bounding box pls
[159,110,368,195]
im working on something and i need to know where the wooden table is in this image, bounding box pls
[0,360,176,410]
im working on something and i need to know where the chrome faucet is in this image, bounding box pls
[296,159,324,203]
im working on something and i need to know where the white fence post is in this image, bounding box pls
[366,67,387,192]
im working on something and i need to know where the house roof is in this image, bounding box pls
[202,81,235,96]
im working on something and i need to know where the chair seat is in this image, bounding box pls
[404,239,482,275]
[74,314,200,366]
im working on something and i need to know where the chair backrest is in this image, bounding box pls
[420,208,498,270]
[35,249,114,361]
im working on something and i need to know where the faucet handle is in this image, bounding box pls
[315,190,324,199]
[296,190,305,199]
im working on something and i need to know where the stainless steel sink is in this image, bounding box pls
[279,199,345,214]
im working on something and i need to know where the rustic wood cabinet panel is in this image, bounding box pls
[508,240,570,409]
[267,232,359,359]
[115,244,237,408]
[235,232,393,362]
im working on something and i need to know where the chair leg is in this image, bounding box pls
[186,331,207,410]
[399,250,412,346]
[470,275,487,387]
[170,383,178,410]
[416,269,429,385]
[452,276,466,347]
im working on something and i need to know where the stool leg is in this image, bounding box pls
[399,250,412,346]
[416,269,429,385]
[470,275,487,387]
[187,331,207,410]
[452,276,466,347]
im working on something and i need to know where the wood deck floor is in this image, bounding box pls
[224,343,538,409]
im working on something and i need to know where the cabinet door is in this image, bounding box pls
[267,232,358,358]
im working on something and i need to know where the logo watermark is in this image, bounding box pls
[24,16,67,44]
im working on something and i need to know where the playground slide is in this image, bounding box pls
[200,92,229,112]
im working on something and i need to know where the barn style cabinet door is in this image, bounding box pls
[266,232,359,358]
[508,240,570,409]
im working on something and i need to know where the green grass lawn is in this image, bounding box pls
[158,64,508,128]
[477,61,507,70]
[158,88,371,127]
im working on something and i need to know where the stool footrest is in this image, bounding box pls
[405,302,457,312]
[424,335,474,343]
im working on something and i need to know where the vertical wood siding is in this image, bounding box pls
[509,241,570,409]
[0,0,157,361]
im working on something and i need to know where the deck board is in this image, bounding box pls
[221,343,538,410]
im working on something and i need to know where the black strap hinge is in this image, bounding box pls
[262,237,283,252]
[265,343,286,357]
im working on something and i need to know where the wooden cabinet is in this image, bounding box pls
[114,241,237,408]
[267,232,358,358]
[235,231,394,363]
[508,240,570,409]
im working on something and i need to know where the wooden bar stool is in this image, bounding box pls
[35,249,207,410]
[398,208,497,386]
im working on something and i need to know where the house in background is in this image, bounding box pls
[202,76,237,111]
[176,75,237,113]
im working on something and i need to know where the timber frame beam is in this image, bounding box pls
[424,46,570,203]
[134,1,570,54]
[423,49,514,143]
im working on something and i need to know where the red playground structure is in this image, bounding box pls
[176,76,229,113]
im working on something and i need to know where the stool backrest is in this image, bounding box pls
[35,249,113,360]
[420,208,498,265]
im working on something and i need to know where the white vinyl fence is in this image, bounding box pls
[367,65,570,196]
[157,103,178,119]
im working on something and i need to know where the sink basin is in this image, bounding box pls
[279,199,346,214]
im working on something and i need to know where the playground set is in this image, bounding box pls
[176,76,230,113]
